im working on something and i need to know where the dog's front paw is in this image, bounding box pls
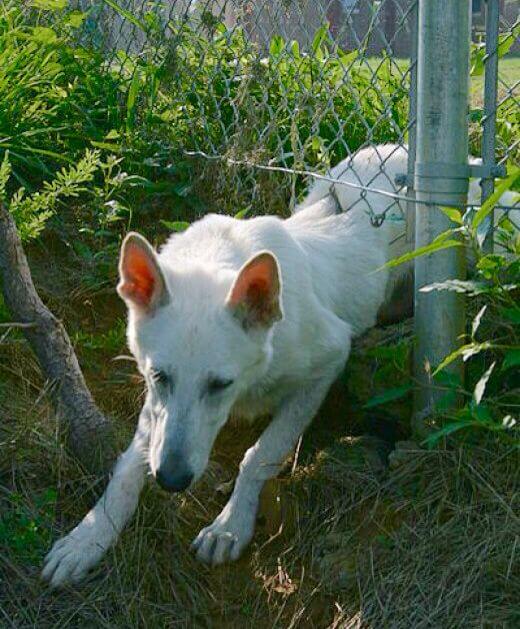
[191,501,257,566]
[42,518,113,588]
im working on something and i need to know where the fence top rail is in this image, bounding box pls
[185,148,520,213]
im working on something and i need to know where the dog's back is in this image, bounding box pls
[160,187,392,342]
[290,144,410,327]
[292,143,517,323]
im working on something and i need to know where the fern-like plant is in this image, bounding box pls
[0,149,102,241]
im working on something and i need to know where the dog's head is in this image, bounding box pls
[117,232,283,492]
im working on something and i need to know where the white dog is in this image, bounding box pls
[41,144,491,587]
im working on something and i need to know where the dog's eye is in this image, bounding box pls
[152,370,170,387]
[207,378,234,395]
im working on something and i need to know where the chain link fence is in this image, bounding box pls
[69,3,517,214]
[471,0,519,240]
[72,1,518,227]
[26,0,518,417]
[69,1,417,225]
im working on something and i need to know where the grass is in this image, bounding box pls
[0,243,518,627]
[367,56,520,105]
[470,57,520,103]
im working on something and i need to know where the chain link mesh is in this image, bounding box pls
[494,6,519,229]
[69,1,517,226]
[496,6,519,166]
[474,3,519,231]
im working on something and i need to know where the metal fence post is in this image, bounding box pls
[405,1,418,245]
[413,0,471,435]
[481,0,500,252]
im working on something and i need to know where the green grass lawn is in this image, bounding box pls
[471,57,520,104]
[366,56,520,106]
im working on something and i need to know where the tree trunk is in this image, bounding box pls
[0,203,114,471]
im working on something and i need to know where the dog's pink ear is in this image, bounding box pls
[117,232,168,314]
[226,251,283,329]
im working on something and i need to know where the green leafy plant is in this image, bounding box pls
[0,149,103,240]
[469,24,520,163]
[363,340,412,410]
[0,2,414,243]
[152,19,409,181]
[382,169,519,446]
[73,319,126,354]
[0,1,122,186]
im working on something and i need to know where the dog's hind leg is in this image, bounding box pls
[42,406,151,588]
[192,349,348,566]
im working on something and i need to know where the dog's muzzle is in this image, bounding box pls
[155,465,194,493]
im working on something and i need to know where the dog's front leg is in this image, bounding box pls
[42,407,151,587]
[192,371,342,566]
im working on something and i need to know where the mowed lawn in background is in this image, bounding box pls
[366,56,520,105]
[470,57,520,103]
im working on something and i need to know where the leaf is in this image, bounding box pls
[90,141,122,152]
[497,24,520,58]
[473,362,495,405]
[433,342,493,375]
[472,167,520,230]
[440,206,463,225]
[470,43,485,76]
[461,342,493,361]
[63,10,86,28]
[502,349,520,371]
[161,220,190,232]
[434,369,463,389]
[469,108,483,123]
[363,384,412,409]
[311,23,329,54]
[105,129,120,140]
[500,307,520,325]
[269,35,284,56]
[0,153,11,202]
[423,420,478,447]
[289,40,300,58]
[234,207,250,219]
[31,0,67,9]
[477,254,506,277]
[102,0,148,31]
[472,305,487,339]
[470,400,493,423]
[382,239,462,270]
[126,72,141,132]
[31,26,58,44]
[339,50,358,66]
[421,279,489,295]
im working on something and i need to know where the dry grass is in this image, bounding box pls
[1,248,519,628]
[307,442,520,628]
[2,379,518,628]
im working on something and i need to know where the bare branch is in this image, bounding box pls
[0,202,114,471]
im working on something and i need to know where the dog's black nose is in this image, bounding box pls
[155,468,194,493]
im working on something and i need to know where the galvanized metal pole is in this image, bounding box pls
[413,0,470,435]
[405,0,418,245]
[481,0,500,252]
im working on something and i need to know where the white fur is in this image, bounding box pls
[42,144,515,585]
